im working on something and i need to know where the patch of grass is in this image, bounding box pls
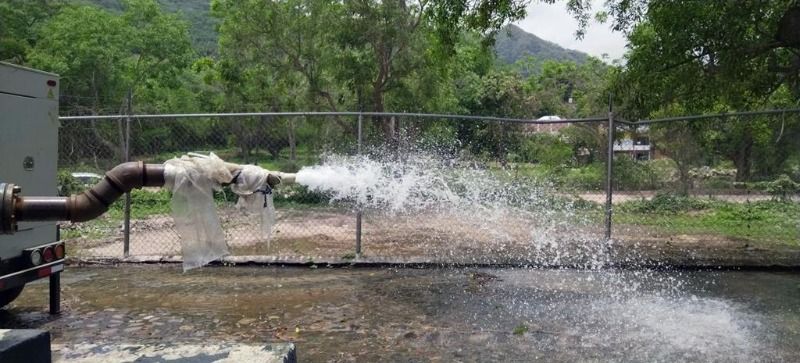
[341,253,356,260]
[513,324,529,336]
[60,217,119,241]
[273,184,331,207]
[108,188,172,219]
[562,164,604,191]
[497,162,605,191]
[616,197,800,246]
[618,193,720,214]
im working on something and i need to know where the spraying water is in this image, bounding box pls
[165,151,770,360]
[290,152,774,360]
[293,152,608,267]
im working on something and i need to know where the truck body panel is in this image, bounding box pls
[0,62,59,263]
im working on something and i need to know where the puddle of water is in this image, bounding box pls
[2,266,799,362]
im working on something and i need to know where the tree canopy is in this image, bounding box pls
[2,0,799,185]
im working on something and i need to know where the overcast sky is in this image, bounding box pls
[514,0,628,62]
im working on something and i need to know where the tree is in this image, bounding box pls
[611,1,800,181]
[527,58,615,162]
[429,0,530,52]
[212,0,353,159]
[455,70,534,160]
[0,0,63,63]
[28,0,193,167]
[213,0,534,142]
[649,118,704,195]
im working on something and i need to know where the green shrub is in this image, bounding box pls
[510,163,559,181]
[515,134,573,167]
[275,160,300,173]
[57,171,84,196]
[562,164,603,190]
[513,324,529,336]
[213,185,238,204]
[613,157,659,191]
[274,184,330,206]
[783,155,800,181]
[709,200,799,227]
[647,158,678,182]
[701,177,735,190]
[619,193,716,214]
[765,174,799,201]
[419,123,459,150]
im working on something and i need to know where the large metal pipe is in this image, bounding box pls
[16,161,165,223]
[2,160,297,234]
[274,172,296,184]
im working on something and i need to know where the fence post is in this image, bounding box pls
[123,92,132,257]
[604,110,615,241]
[355,113,363,258]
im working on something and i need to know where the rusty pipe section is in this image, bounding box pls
[274,172,296,184]
[15,161,165,223]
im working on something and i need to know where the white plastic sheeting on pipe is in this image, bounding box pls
[230,165,277,247]
[164,153,233,271]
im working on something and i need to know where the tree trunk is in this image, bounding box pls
[117,89,132,163]
[88,70,119,168]
[372,86,395,141]
[733,136,753,181]
[371,39,396,143]
[676,162,691,196]
[597,124,610,162]
[287,118,297,162]
[233,119,253,162]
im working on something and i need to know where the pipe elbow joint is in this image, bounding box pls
[9,162,166,224]
[106,161,145,192]
[67,193,107,222]
[105,162,166,192]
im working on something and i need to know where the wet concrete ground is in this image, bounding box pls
[2,265,799,362]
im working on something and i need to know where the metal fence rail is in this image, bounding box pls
[59,111,611,124]
[57,109,800,265]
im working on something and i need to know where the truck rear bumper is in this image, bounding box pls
[0,260,63,314]
[0,260,64,291]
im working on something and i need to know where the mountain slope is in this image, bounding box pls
[88,0,217,55]
[494,24,588,64]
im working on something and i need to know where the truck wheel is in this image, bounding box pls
[0,286,24,308]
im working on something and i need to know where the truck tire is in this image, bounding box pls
[0,286,24,308]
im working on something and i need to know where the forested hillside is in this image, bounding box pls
[88,0,217,55]
[494,24,587,65]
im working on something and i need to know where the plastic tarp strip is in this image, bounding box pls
[164,153,233,271]
[230,165,277,248]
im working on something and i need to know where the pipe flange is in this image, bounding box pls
[0,183,20,234]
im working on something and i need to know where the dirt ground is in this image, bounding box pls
[576,191,799,204]
[63,205,800,268]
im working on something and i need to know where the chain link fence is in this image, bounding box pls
[58,114,352,260]
[57,110,800,266]
[610,112,800,265]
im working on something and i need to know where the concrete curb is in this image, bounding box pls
[0,330,51,363]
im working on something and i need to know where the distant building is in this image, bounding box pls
[528,115,570,134]
[525,117,655,161]
[613,125,652,160]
